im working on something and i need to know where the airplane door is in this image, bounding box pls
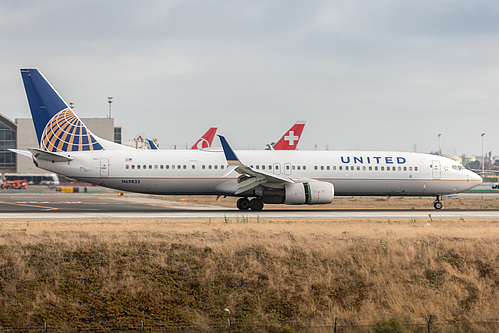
[432,160,441,179]
[273,163,281,175]
[284,163,292,175]
[100,158,109,177]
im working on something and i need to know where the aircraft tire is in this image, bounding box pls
[237,198,250,210]
[434,201,443,210]
[249,198,264,211]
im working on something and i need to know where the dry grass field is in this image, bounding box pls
[0,214,498,330]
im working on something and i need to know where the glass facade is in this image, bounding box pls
[0,121,16,169]
[114,126,122,144]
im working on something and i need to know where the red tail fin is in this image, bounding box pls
[272,121,305,150]
[191,127,217,149]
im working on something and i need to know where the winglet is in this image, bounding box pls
[218,135,241,166]
[146,139,159,150]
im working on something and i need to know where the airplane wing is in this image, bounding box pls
[218,135,294,195]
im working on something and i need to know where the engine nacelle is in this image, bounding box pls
[283,181,334,205]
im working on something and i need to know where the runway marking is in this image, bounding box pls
[0,200,59,211]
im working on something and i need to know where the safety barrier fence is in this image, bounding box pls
[1,316,499,332]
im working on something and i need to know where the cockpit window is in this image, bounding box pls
[452,165,465,171]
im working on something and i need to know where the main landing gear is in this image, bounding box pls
[236,197,264,211]
[433,195,443,210]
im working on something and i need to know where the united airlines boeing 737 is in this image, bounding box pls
[13,69,482,211]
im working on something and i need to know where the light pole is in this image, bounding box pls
[107,96,113,118]
[438,134,441,155]
[481,133,485,177]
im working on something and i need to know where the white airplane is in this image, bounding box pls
[193,122,305,151]
[13,69,482,211]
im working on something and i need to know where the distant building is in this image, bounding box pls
[0,113,122,175]
[0,114,16,174]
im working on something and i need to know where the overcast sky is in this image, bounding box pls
[1,0,499,155]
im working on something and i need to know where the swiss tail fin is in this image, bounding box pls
[20,69,104,152]
[272,121,305,150]
[191,127,217,149]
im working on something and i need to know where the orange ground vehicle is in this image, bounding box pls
[1,179,28,190]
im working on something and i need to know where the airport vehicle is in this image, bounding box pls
[1,179,28,190]
[12,69,482,211]
[3,173,59,186]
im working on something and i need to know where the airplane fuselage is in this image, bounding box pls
[35,149,481,198]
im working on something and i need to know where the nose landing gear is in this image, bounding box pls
[433,195,443,210]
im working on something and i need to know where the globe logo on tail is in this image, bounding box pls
[40,108,104,152]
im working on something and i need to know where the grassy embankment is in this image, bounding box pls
[0,218,498,329]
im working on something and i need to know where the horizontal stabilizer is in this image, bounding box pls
[8,149,33,159]
[28,148,74,162]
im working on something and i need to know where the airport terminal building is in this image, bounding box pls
[0,113,121,175]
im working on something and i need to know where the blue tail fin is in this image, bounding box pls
[20,69,103,152]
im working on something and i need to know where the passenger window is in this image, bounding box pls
[404,166,407,171]
[375,166,378,171]
[202,165,205,169]
[137,165,141,169]
[209,165,212,169]
[345,166,349,170]
[303,166,307,170]
[269,165,272,170]
[286,165,290,170]
[192,165,196,169]
[409,166,413,171]
[415,166,418,171]
[126,165,129,169]
[149,165,152,169]
[369,166,372,171]
[275,165,279,170]
[183,165,186,169]
[214,165,218,169]
[262,165,265,170]
[327,166,330,170]
[155,165,158,169]
[160,165,163,169]
[131,165,135,169]
[221,165,225,169]
[398,166,401,171]
[315,166,318,170]
[381,166,384,171]
[172,165,175,169]
[297,166,301,170]
[339,166,342,171]
[256,165,259,170]
[292,165,296,170]
[357,166,360,171]
[321,166,324,170]
[333,166,336,170]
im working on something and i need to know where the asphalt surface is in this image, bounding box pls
[1,190,499,220]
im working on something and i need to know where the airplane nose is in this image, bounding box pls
[470,171,482,183]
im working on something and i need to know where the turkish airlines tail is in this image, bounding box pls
[191,127,217,150]
[272,121,306,150]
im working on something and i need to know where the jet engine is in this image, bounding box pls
[259,181,334,205]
